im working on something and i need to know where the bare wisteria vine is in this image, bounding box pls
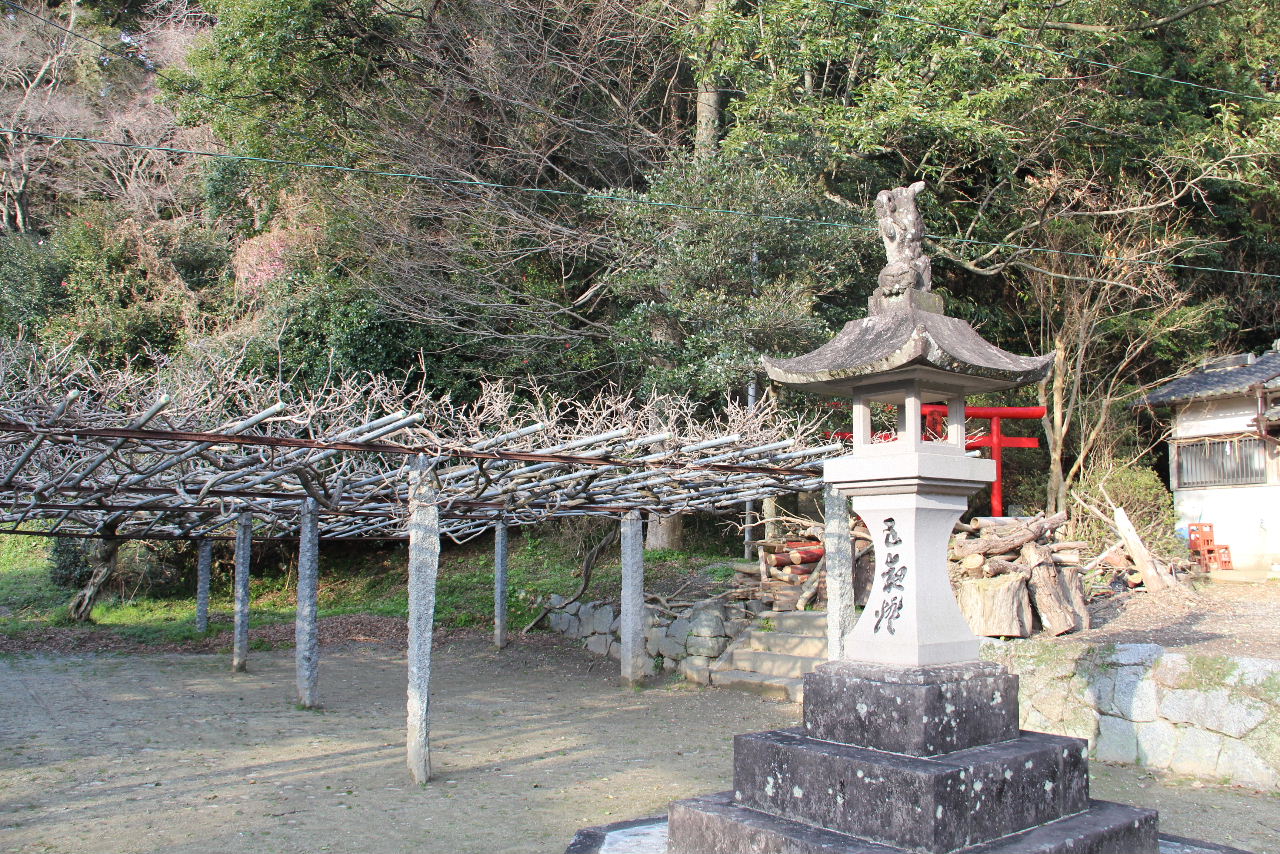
[0,339,839,543]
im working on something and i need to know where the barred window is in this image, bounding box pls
[1175,437,1267,488]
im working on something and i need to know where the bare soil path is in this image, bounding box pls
[1077,581,1280,659]
[1,634,1275,854]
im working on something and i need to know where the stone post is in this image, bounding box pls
[231,511,252,672]
[822,484,855,660]
[295,498,320,709]
[406,466,440,784]
[195,538,212,633]
[619,510,646,686]
[493,521,509,649]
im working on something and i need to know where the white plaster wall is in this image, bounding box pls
[1170,395,1279,570]
[1175,484,1280,571]
[1173,396,1258,439]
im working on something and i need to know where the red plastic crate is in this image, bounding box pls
[1188,523,1214,551]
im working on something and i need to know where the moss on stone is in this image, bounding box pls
[1178,655,1239,691]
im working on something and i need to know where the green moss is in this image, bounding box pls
[1178,654,1239,691]
[1257,672,1280,704]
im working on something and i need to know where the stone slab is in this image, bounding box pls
[802,661,1019,756]
[568,815,1251,854]
[664,793,1160,854]
[733,728,1087,852]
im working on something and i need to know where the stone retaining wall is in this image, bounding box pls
[981,639,1280,790]
[544,594,750,681]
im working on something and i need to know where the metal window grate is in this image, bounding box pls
[1176,437,1266,488]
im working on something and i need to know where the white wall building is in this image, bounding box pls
[1143,348,1280,573]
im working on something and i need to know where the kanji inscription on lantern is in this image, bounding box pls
[873,596,903,634]
[874,518,906,634]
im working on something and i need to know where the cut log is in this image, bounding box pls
[767,552,822,569]
[957,573,1032,638]
[1059,565,1092,631]
[983,558,1023,577]
[1114,506,1177,591]
[952,511,1068,559]
[769,565,817,584]
[788,546,825,565]
[1050,541,1091,551]
[797,557,827,610]
[1021,542,1082,636]
[960,553,986,576]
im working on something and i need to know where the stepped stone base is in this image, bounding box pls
[568,814,1253,854]
[564,653,1255,854]
[733,729,1088,851]
[668,792,1158,854]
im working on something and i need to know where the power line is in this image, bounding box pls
[0,126,878,231]
[823,0,1274,105]
[7,125,1279,282]
[1,0,347,158]
[10,0,1274,281]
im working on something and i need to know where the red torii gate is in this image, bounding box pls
[923,404,1045,517]
[828,404,1046,517]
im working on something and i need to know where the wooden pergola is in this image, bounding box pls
[0,340,846,782]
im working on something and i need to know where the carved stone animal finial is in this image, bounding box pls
[874,181,931,297]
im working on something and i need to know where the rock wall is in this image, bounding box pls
[544,594,750,682]
[981,639,1280,790]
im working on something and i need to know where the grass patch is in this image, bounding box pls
[0,525,745,647]
[0,535,63,631]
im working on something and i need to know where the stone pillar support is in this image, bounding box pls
[822,485,855,660]
[619,510,647,686]
[493,521,509,649]
[195,538,212,633]
[406,466,440,784]
[231,512,252,672]
[947,394,966,449]
[295,498,320,709]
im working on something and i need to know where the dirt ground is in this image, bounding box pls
[1075,581,1280,659]
[1,634,1276,854]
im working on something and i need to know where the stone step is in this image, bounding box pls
[709,669,804,703]
[667,792,1161,854]
[760,610,827,635]
[747,629,828,658]
[729,649,826,680]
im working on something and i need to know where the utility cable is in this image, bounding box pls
[7,126,1279,281]
[823,0,1273,105]
[1,0,348,158]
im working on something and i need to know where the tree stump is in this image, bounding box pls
[956,573,1032,638]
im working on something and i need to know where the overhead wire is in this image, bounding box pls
[4,1,1277,281]
[7,126,1280,281]
[1,0,350,158]
[821,0,1274,105]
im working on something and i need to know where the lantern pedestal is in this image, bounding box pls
[664,657,1161,854]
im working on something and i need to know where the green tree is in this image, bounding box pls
[593,157,874,397]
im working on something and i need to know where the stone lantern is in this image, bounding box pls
[762,181,1053,668]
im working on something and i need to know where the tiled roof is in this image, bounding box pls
[1142,351,1280,406]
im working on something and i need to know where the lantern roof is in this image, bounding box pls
[763,183,1054,398]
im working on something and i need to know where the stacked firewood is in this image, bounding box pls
[729,518,877,612]
[949,511,1093,638]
